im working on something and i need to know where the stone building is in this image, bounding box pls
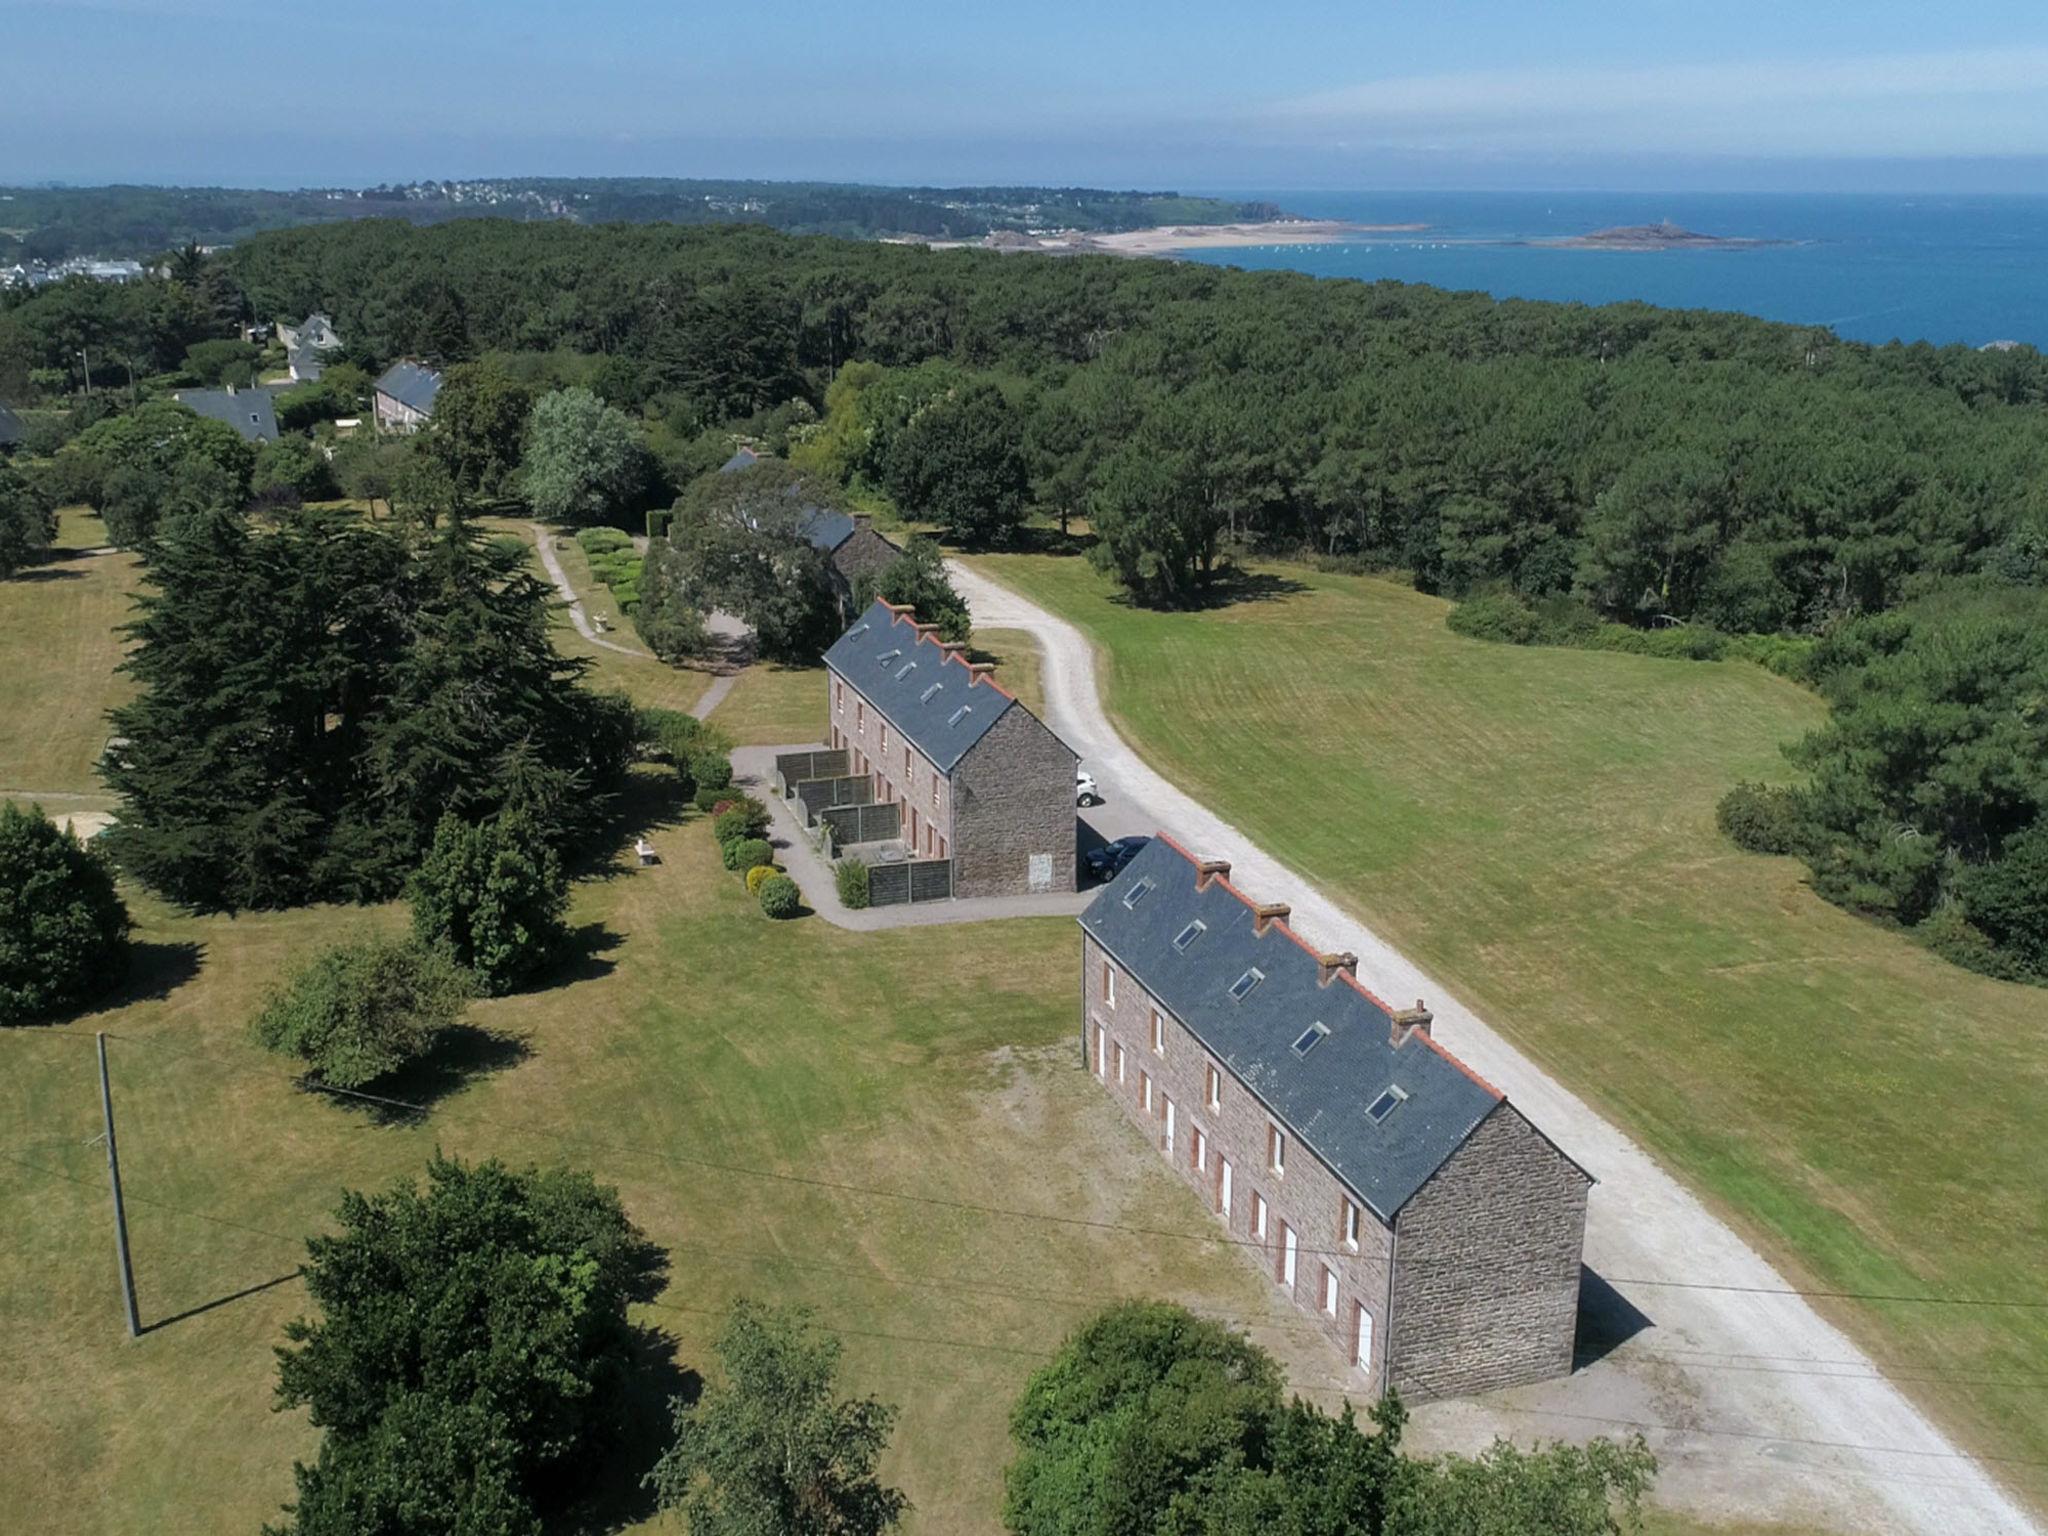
[1079,835,1592,1399]
[720,447,900,619]
[824,598,1076,896]
[373,360,442,433]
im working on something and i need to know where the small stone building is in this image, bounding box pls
[1080,835,1592,1399]
[720,447,900,618]
[824,599,1076,896]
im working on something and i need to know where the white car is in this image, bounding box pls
[1076,769,1102,808]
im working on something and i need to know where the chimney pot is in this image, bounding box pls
[1252,902,1290,935]
[1391,998,1434,1044]
[1317,951,1358,986]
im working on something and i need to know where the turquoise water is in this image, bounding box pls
[1183,192,2048,349]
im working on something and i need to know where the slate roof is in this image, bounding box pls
[287,346,325,382]
[824,598,1052,773]
[374,360,441,416]
[718,447,857,553]
[173,386,278,443]
[1081,836,1511,1220]
[0,402,23,447]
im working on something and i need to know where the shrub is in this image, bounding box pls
[835,858,871,910]
[694,784,732,814]
[576,527,634,555]
[1956,824,2048,977]
[725,836,773,874]
[253,939,473,1087]
[690,748,734,793]
[713,802,769,848]
[409,813,570,996]
[757,874,801,918]
[1915,905,2025,982]
[0,802,131,1025]
[745,862,780,896]
[1446,588,1540,645]
[1716,782,1808,856]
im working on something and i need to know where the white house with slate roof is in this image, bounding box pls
[171,383,279,443]
[825,598,1076,896]
[1080,834,1592,1399]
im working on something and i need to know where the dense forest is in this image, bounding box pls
[0,179,1283,262]
[3,215,2042,975]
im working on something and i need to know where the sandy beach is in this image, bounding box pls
[1085,218,1425,254]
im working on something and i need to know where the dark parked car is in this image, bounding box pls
[1084,836,1149,882]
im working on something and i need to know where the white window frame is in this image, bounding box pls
[1140,1072,1153,1114]
[1204,1062,1221,1111]
[1150,1009,1164,1055]
[1321,1265,1339,1317]
[1253,1192,1268,1241]
[1219,1157,1233,1218]
[1163,1096,1176,1156]
[1355,1304,1373,1371]
[1192,1126,1208,1172]
[1093,1024,1106,1077]
[1281,1223,1298,1290]
[1269,1124,1286,1177]
[1114,1042,1125,1083]
[1343,1198,1361,1252]
[1103,962,1116,1006]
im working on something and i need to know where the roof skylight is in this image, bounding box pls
[1366,1086,1409,1124]
[1228,967,1265,1002]
[877,648,902,668]
[1172,920,1206,952]
[1291,1022,1329,1057]
[1122,877,1155,910]
[894,661,918,681]
[920,681,944,703]
[947,704,973,727]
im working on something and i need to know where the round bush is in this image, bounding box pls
[725,837,773,874]
[745,862,780,896]
[1716,782,1807,856]
[758,874,801,919]
[835,857,871,911]
[0,802,131,1025]
[690,749,734,793]
[712,802,769,848]
[1446,590,1539,645]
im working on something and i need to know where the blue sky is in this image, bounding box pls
[3,0,2046,190]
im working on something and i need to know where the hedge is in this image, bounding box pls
[758,874,801,918]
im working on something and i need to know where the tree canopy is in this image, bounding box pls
[664,459,844,663]
[0,802,131,1025]
[521,385,649,525]
[253,938,473,1087]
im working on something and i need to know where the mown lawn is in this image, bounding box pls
[0,508,130,802]
[973,627,1046,720]
[967,551,2048,1499]
[715,659,828,745]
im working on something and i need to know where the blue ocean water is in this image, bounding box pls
[1181,192,2048,349]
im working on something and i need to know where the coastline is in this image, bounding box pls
[889,218,1426,258]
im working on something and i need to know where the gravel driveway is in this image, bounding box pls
[948,560,2039,1536]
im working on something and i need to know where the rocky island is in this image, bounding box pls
[1535,219,1774,251]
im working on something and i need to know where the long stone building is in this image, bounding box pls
[824,598,1076,896]
[1079,834,1592,1399]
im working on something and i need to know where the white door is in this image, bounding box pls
[1355,1304,1374,1370]
[1282,1224,1298,1289]
[1164,1098,1177,1156]
[1219,1158,1233,1218]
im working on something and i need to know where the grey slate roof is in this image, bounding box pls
[1081,837,1506,1220]
[374,361,441,415]
[824,599,1026,773]
[0,402,23,446]
[172,386,279,443]
[287,345,325,382]
[718,447,856,553]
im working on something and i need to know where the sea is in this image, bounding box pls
[1181,192,2048,350]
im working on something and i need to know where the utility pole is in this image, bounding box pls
[95,1032,141,1339]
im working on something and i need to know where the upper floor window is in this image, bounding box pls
[1102,961,1116,1006]
[880,723,889,754]
[1341,1197,1361,1251]
[1268,1124,1286,1176]
[1150,1009,1164,1055]
[1204,1063,1221,1111]
[855,701,865,735]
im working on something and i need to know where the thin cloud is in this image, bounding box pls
[1266,47,2048,154]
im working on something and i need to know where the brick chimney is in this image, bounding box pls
[966,662,997,686]
[912,621,941,640]
[851,513,872,531]
[1317,951,1358,987]
[1194,859,1231,891]
[1252,902,1290,936]
[880,600,915,618]
[1390,998,1434,1045]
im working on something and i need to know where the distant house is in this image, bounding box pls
[0,402,24,453]
[171,384,279,444]
[277,312,342,383]
[718,447,900,616]
[823,599,1077,895]
[373,361,441,433]
[1080,837,1593,1400]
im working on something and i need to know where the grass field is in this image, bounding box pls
[972,627,1045,719]
[966,551,2048,1502]
[0,509,130,803]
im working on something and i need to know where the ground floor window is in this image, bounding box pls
[1355,1303,1374,1370]
[1321,1266,1338,1317]
[1280,1222,1298,1290]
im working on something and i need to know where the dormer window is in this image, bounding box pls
[1366,1086,1409,1124]
[1121,877,1155,910]
[1291,1022,1329,1057]
[1172,920,1205,952]
[920,681,944,703]
[1227,967,1264,1002]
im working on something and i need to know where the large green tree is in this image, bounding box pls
[0,460,58,578]
[666,459,843,663]
[270,1155,663,1536]
[0,802,131,1025]
[1004,1301,1653,1536]
[521,385,648,525]
[649,1299,908,1536]
[427,360,533,502]
[881,380,1028,546]
[408,813,569,995]
[68,397,255,545]
[852,534,970,642]
[253,938,473,1086]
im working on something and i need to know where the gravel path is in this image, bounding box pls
[947,560,2039,1536]
[529,523,649,658]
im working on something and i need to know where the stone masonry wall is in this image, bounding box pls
[1081,933,1394,1392]
[1387,1103,1589,1400]
[954,704,1077,896]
